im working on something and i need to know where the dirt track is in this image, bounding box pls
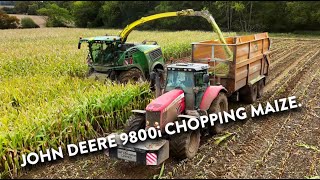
[20,37,320,179]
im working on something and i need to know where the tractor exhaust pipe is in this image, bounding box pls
[155,71,161,98]
[150,71,162,98]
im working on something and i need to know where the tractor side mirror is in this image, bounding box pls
[203,74,209,83]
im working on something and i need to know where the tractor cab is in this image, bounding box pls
[165,63,210,110]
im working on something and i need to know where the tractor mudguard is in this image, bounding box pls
[199,85,227,111]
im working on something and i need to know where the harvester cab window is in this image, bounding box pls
[90,42,118,64]
[90,43,103,63]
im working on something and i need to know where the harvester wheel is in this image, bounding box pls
[208,92,229,135]
[170,129,201,159]
[239,83,258,104]
[118,68,145,84]
[150,69,165,95]
[257,80,265,98]
[124,114,146,134]
[87,68,95,77]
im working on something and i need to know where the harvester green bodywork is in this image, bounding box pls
[78,36,165,82]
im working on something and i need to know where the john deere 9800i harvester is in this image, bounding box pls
[77,9,232,92]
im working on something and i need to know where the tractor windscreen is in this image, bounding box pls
[166,71,194,94]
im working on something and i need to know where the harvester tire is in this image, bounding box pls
[124,114,146,134]
[257,79,265,98]
[208,92,229,135]
[169,129,200,159]
[118,68,145,84]
[150,69,165,91]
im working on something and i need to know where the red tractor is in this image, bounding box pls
[108,33,271,165]
[108,63,229,165]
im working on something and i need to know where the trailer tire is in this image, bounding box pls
[208,92,229,135]
[239,83,258,104]
[124,114,146,134]
[170,129,200,160]
[118,68,145,84]
[257,80,265,98]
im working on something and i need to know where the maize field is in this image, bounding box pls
[9,31,320,180]
[0,28,235,178]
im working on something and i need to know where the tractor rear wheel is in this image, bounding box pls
[208,92,229,135]
[239,83,258,104]
[124,114,146,134]
[170,129,201,159]
[118,68,145,84]
[257,79,265,98]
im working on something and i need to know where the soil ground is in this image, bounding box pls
[19,37,320,179]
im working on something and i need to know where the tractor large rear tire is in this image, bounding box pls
[208,92,229,135]
[169,129,201,159]
[118,68,145,84]
[124,114,146,134]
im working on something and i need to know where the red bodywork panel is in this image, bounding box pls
[146,89,185,112]
[146,89,185,130]
[199,85,227,111]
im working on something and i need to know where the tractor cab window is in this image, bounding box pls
[165,71,194,94]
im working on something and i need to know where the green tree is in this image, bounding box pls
[100,1,122,28]
[71,1,104,28]
[21,17,39,28]
[14,1,32,14]
[286,1,320,31]
[0,11,20,29]
[37,3,74,27]
[27,3,39,15]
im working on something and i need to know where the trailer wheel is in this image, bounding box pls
[124,114,146,134]
[118,68,145,84]
[170,129,200,159]
[239,83,258,104]
[208,92,228,135]
[257,80,265,98]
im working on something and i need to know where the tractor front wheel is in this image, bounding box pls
[118,68,145,84]
[169,129,201,159]
[208,92,229,135]
[124,114,146,134]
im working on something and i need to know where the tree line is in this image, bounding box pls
[1,1,320,32]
